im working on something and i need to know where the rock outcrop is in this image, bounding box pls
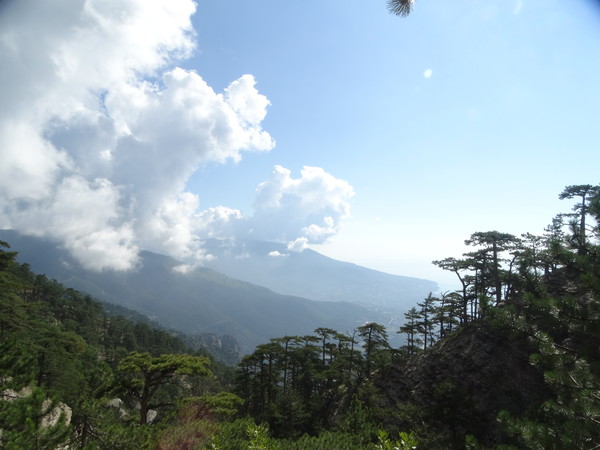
[372,324,549,447]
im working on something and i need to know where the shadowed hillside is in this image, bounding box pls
[0,231,387,353]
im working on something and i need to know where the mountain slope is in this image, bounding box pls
[0,231,386,353]
[202,238,438,308]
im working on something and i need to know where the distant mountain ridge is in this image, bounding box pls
[0,231,402,353]
[202,238,438,307]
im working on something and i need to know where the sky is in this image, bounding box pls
[1,0,600,291]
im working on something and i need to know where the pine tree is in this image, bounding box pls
[416,293,437,350]
[357,323,390,378]
[117,352,211,425]
[398,307,421,355]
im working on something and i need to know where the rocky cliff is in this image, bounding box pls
[372,323,550,448]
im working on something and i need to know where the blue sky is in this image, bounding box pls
[1,0,600,290]
[187,0,600,288]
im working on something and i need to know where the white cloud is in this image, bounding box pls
[423,69,433,79]
[287,238,309,252]
[303,216,336,241]
[194,165,355,251]
[0,0,274,271]
[0,121,70,201]
[172,263,195,274]
[196,206,247,240]
[225,74,272,127]
[7,175,139,271]
[249,165,354,245]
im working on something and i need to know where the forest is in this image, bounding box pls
[1,184,599,449]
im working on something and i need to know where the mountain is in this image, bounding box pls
[0,231,391,353]
[201,238,438,308]
[99,300,242,365]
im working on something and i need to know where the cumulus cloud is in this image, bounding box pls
[191,164,355,253]
[0,0,274,270]
[287,237,310,253]
[196,206,247,240]
[193,165,355,253]
[1,1,353,271]
[246,166,354,247]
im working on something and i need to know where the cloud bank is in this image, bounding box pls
[0,0,353,270]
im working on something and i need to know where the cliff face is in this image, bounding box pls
[184,333,242,366]
[372,324,550,447]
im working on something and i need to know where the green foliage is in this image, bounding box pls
[0,387,71,450]
[208,417,255,450]
[247,422,273,449]
[209,417,415,450]
[0,241,232,449]
[235,327,377,438]
[336,393,377,437]
[358,322,391,377]
[0,340,71,449]
[281,430,369,449]
[375,430,418,449]
[497,311,600,448]
[198,391,244,420]
[117,352,211,425]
